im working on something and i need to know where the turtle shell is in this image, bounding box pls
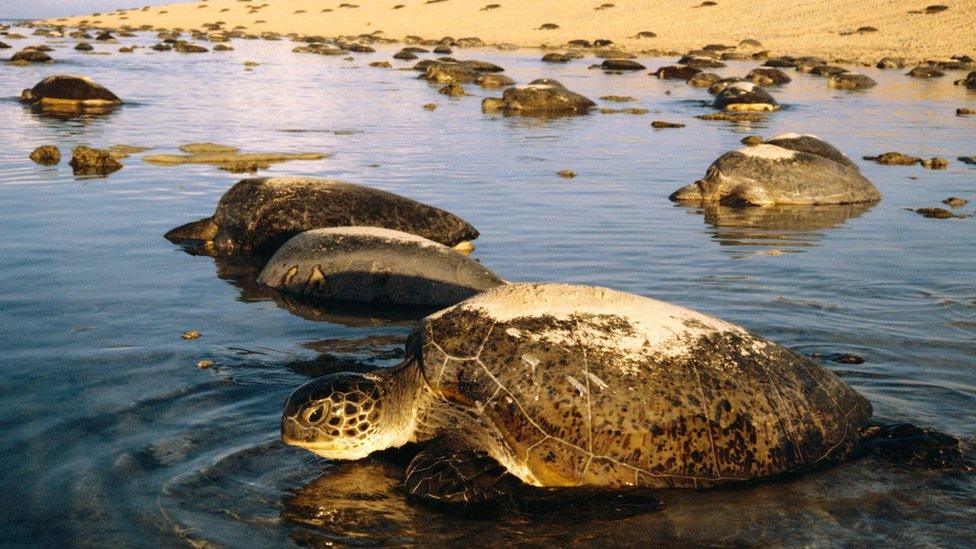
[415,283,871,489]
[258,227,505,306]
[171,176,480,255]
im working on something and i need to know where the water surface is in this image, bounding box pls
[1,28,975,546]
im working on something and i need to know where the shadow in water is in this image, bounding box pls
[284,335,407,379]
[280,449,664,547]
[680,202,876,252]
[22,100,124,123]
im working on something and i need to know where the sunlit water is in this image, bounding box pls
[1,26,975,546]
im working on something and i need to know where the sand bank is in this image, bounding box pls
[35,0,976,65]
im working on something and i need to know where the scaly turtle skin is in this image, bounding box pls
[280,284,967,504]
[258,227,505,307]
[670,135,881,206]
[165,177,479,257]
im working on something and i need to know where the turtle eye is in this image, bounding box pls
[307,404,326,424]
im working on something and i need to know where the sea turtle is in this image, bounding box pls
[281,283,964,503]
[258,227,506,307]
[669,135,880,206]
[712,82,779,111]
[165,177,479,257]
[20,75,122,110]
[481,79,595,116]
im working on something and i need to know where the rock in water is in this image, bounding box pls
[69,146,123,176]
[20,75,122,111]
[670,135,879,206]
[258,227,505,307]
[481,79,594,116]
[712,82,779,111]
[29,145,61,165]
[164,177,480,256]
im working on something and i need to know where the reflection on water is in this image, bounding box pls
[211,254,436,326]
[1,23,975,547]
[681,202,876,254]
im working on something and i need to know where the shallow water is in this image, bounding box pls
[1,28,975,546]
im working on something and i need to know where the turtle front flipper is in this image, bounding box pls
[404,447,521,504]
[858,422,972,470]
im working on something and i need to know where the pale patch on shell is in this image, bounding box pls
[299,226,448,251]
[737,144,796,160]
[727,81,758,92]
[432,284,747,370]
[770,133,820,141]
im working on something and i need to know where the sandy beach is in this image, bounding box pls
[34,0,976,65]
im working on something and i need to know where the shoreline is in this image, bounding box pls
[27,0,976,67]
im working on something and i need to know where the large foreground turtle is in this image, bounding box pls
[282,283,964,503]
[165,177,479,256]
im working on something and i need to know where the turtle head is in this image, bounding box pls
[281,366,420,460]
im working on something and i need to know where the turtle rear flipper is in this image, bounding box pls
[404,447,521,504]
[859,422,972,469]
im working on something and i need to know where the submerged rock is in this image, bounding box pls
[143,150,325,170]
[178,142,238,153]
[29,145,61,165]
[164,177,480,256]
[69,146,123,176]
[943,197,968,207]
[864,152,921,165]
[671,135,879,206]
[600,95,637,102]
[914,207,954,219]
[439,83,465,96]
[258,227,505,307]
[482,80,595,116]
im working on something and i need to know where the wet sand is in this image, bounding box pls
[36,0,976,65]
